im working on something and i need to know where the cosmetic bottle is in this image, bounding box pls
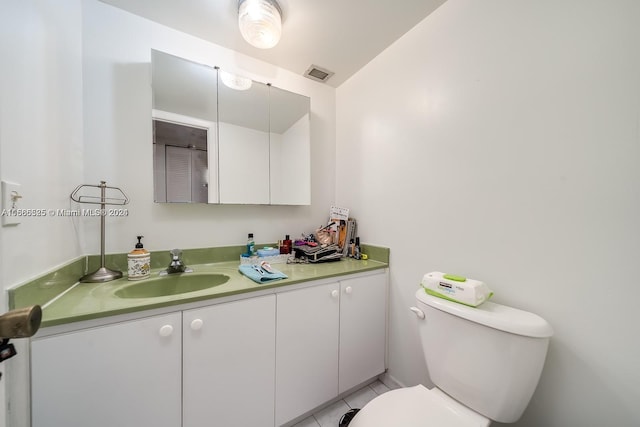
[247,233,256,256]
[128,236,151,280]
[280,234,292,254]
[354,237,361,260]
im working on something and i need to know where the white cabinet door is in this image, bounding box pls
[183,295,276,427]
[31,313,182,427]
[339,273,387,394]
[275,283,340,426]
[218,121,270,204]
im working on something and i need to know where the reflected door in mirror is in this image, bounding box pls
[151,50,218,203]
[153,120,209,203]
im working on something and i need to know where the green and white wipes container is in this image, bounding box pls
[421,272,493,307]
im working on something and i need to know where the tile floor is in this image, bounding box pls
[291,380,393,427]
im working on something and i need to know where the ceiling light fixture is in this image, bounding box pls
[238,0,283,49]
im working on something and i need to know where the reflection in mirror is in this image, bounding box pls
[151,50,218,203]
[218,73,270,204]
[269,87,311,205]
[152,113,212,203]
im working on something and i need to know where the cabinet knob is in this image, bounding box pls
[190,318,204,331]
[409,307,425,319]
[331,289,339,298]
[159,324,174,337]
[345,286,353,295]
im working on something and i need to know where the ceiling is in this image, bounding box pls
[99,0,447,88]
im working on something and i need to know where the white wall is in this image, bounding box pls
[336,1,640,426]
[0,0,84,290]
[0,2,84,425]
[82,0,335,254]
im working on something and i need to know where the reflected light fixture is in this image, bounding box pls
[220,70,253,91]
[238,0,283,49]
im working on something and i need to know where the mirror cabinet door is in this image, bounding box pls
[269,86,311,205]
[218,72,270,204]
[151,50,311,205]
[151,50,218,203]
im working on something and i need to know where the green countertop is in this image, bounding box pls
[35,258,388,328]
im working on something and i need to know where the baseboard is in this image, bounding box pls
[378,372,405,389]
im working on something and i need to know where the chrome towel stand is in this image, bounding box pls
[70,181,129,283]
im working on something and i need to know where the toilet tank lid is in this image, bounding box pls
[416,289,554,338]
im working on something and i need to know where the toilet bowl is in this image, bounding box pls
[349,385,489,427]
[349,285,553,426]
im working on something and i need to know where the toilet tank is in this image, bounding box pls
[414,289,553,423]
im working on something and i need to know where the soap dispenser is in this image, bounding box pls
[128,236,151,280]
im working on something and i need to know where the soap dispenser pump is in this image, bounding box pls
[128,236,151,280]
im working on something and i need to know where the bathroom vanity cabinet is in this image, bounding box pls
[275,274,387,425]
[31,297,276,427]
[30,270,386,427]
[31,312,183,427]
[182,295,276,427]
[337,275,387,394]
[275,282,340,425]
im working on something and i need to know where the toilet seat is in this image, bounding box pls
[348,385,490,427]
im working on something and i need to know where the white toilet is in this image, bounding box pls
[349,288,553,426]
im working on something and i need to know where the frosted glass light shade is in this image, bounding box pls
[238,0,282,49]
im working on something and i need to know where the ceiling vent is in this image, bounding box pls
[304,65,334,83]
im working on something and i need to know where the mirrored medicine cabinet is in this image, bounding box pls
[151,50,311,205]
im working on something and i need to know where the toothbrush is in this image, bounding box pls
[260,261,275,274]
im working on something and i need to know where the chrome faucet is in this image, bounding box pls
[161,249,193,275]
